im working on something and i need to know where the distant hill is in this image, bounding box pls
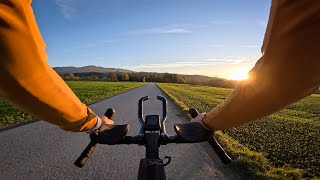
[53,65,133,75]
[134,72,215,83]
[180,74,214,83]
[53,65,214,82]
[54,65,238,88]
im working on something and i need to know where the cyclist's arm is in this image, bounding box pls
[0,0,97,132]
[203,0,320,130]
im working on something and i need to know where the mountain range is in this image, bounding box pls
[53,65,215,82]
[53,65,133,75]
[54,65,230,84]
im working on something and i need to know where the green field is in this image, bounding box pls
[158,83,320,179]
[66,81,145,104]
[0,81,145,128]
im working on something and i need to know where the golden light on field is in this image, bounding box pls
[229,67,250,80]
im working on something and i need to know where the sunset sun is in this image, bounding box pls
[230,67,250,80]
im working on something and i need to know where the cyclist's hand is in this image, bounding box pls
[88,116,114,135]
[96,116,114,133]
[191,113,211,131]
[100,116,114,125]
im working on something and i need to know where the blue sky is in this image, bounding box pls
[31,0,271,79]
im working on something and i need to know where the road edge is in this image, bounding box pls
[156,83,244,180]
[156,83,309,179]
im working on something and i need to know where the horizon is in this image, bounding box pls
[53,65,216,78]
[32,0,271,79]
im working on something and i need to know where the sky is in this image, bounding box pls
[31,0,271,79]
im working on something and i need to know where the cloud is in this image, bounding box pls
[207,44,224,47]
[206,57,256,64]
[184,44,225,47]
[210,20,233,25]
[122,57,258,78]
[171,23,208,29]
[65,39,122,53]
[258,20,268,28]
[240,45,260,48]
[95,57,106,60]
[55,0,76,19]
[128,57,257,69]
[63,43,97,52]
[123,24,192,35]
[103,39,123,43]
[83,43,97,48]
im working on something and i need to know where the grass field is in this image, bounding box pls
[66,81,145,104]
[0,81,145,128]
[158,83,319,179]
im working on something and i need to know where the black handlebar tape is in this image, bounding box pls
[189,107,231,164]
[74,140,97,168]
[189,107,200,118]
[74,108,115,168]
[209,137,232,164]
[104,108,115,119]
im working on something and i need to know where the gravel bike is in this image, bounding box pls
[74,95,231,180]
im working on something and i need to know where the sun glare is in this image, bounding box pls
[230,67,250,80]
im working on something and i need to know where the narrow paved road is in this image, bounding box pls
[0,83,239,180]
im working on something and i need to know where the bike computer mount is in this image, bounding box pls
[138,96,167,135]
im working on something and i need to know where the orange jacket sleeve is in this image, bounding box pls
[0,0,97,132]
[203,0,320,130]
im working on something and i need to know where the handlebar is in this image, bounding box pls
[74,108,115,168]
[138,96,149,126]
[75,126,231,167]
[114,135,177,145]
[189,107,232,164]
[156,95,167,123]
[74,133,199,168]
[75,98,232,169]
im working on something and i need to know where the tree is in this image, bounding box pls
[172,74,179,83]
[63,73,78,80]
[163,73,171,83]
[122,74,129,81]
[107,72,118,81]
[178,76,186,84]
[117,74,123,81]
[206,78,238,88]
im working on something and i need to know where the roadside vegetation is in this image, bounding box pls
[0,99,33,129]
[66,81,145,104]
[60,71,238,88]
[157,83,319,179]
[0,81,145,128]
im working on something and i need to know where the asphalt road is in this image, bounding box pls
[0,83,239,180]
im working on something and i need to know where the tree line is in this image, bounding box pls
[61,72,238,88]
